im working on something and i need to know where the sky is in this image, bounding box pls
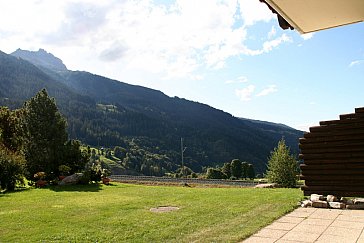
[0,0,363,131]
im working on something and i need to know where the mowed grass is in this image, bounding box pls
[0,183,303,242]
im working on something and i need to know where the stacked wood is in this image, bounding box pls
[300,107,364,197]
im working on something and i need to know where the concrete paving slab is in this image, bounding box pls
[280,230,320,242]
[276,215,305,224]
[322,226,362,240]
[285,207,317,218]
[241,236,277,243]
[299,218,333,227]
[315,234,360,243]
[242,207,364,243]
[291,223,329,234]
[265,221,298,231]
[254,228,288,240]
[309,208,341,220]
[275,239,301,243]
[357,230,364,242]
[336,214,364,222]
[340,210,364,217]
[330,219,364,229]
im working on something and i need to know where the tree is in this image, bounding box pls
[241,161,248,179]
[0,145,26,191]
[23,89,68,179]
[0,107,26,191]
[62,140,89,174]
[221,162,231,179]
[114,146,126,160]
[0,107,23,152]
[266,138,298,187]
[247,164,255,180]
[230,159,242,178]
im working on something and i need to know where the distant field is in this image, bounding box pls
[0,183,303,242]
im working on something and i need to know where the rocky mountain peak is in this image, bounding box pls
[11,48,68,72]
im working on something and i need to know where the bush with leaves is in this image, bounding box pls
[0,145,26,191]
[266,138,299,188]
[80,160,102,184]
[206,168,225,179]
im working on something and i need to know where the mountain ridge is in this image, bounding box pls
[0,49,303,174]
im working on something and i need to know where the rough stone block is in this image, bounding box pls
[354,198,364,205]
[59,173,82,186]
[329,202,345,209]
[327,195,338,202]
[301,200,312,208]
[312,200,328,208]
[346,204,364,210]
[346,199,354,205]
[311,194,325,202]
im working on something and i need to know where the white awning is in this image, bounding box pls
[265,0,364,33]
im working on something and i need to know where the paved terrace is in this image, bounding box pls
[242,207,364,243]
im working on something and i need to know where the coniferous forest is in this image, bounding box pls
[0,49,303,176]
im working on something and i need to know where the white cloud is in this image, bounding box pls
[301,33,314,40]
[268,26,276,39]
[256,85,278,97]
[235,85,255,101]
[225,76,248,84]
[349,60,363,67]
[262,34,292,53]
[0,0,292,80]
[238,0,275,26]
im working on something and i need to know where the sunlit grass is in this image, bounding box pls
[0,183,303,242]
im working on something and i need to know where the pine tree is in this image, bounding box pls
[266,138,298,187]
[23,89,68,178]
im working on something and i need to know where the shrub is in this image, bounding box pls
[80,160,102,184]
[206,168,225,179]
[266,138,299,188]
[0,145,26,191]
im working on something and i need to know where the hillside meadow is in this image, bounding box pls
[0,183,303,242]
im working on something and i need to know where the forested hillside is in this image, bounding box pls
[0,49,303,174]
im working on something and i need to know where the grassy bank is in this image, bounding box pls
[0,183,303,242]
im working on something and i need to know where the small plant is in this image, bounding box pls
[34,172,47,188]
[34,172,46,180]
[58,165,71,176]
[101,168,111,178]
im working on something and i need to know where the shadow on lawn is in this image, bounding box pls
[0,187,31,197]
[49,183,103,192]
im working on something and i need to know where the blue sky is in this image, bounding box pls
[0,0,363,131]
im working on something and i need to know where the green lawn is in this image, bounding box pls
[0,183,303,242]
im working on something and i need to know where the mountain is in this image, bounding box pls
[12,48,67,72]
[0,49,303,174]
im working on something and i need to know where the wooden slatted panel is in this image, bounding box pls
[300,107,364,197]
